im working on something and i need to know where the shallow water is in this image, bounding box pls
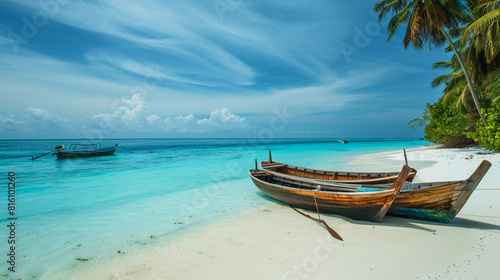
[0,138,427,278]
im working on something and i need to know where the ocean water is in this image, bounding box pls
[0,138,427,278]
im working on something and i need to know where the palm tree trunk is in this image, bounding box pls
[441,29,486,124]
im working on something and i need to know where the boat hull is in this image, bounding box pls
[56,146,117,159]
[250,166,411,222]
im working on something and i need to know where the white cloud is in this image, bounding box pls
[0,114,26,131]
[174,114,195,121]
[146,114,160,124]
[161,109,247,133]
[0,107,74,136]
[1,101,249,136]
[91,93,148,131]
[87,92,247,133]
[197,108,246,128]
[25,107,73,131]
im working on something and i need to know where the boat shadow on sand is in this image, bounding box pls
[374,215,500,232]
[255,192,500,233]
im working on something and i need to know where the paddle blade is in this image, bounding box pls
[320,220,343,241]
[291,207,343,241]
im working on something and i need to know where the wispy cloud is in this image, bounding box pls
[0,0,446,138]
[0,49,134,117]
[0,114,26,131]
[4,0,350,88]
[25,107,73,130]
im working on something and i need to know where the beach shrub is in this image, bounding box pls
[466,103,500,152]
[418,99,469,144]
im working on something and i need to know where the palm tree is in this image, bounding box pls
[462,0,500,64]
[374,0,486,124]
[432,57,479,112]
[432,39,499,112]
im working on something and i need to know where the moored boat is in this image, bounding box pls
[261,152,417,184]
[249,165,412,222]
[55,144,118,159]
[263,156,492,223]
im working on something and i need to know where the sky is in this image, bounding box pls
[0,0,451,139]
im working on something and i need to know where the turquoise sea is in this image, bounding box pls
[0,138,428,279]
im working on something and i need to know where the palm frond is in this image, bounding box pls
[388,5,413,42]
[404,5,422,48]
[457,86,474,111]
[483,69,500,102]
[462,8,500,39]
[374,0,411,22]
[432,60,453,70]
[432,72,460,88]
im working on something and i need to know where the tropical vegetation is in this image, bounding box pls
[374,0,500,151]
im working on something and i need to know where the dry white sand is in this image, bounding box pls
[61,146,500,280]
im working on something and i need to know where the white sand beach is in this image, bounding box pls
[62,146,500,280]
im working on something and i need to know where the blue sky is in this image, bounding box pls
[0,0,449,139]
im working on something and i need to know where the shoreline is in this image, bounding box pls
[52,145,499,279]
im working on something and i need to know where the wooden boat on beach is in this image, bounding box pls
[54,144,118,159]
[249,165,412,222]
[386,160,491,223]
[262,154,492,223]
[261,152,417,185]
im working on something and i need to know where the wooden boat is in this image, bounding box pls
[55,144,118,159]
[249,165,412,222]
[261,152,417,184]
[263,157,492,223]
[386,160,491,223]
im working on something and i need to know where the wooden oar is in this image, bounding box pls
[291,206,343,241]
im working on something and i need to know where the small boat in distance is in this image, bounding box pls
[249,164,412,222]
[261,151,417,184]
[338,140,348,144]
[54,143,118,159]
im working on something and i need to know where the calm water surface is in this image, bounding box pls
[0,138,428,278]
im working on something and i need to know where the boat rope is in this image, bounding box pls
[32,149,57,160]
[313,192,321,221]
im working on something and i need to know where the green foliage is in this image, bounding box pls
[466,103,500,151]
[418,99,469,144]
[408,106,430,130]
